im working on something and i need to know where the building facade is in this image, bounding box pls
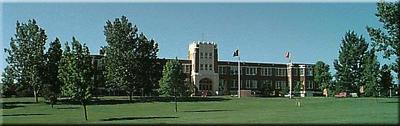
[92,41,319,97]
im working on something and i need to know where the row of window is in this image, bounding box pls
[220,79,315,90]
[218,66,312,76]
[200,52,213,59]
[200,64,213,71]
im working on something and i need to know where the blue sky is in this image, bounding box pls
[1,2,396,81]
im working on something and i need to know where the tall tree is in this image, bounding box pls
[42,38,63,108]
[8,20,47,102]
[158,58,188,96]
[362,50,380,97]
[103,16,137,101]
[380,64,393,96]
[334,31,369,93]
[313,61,332,91]
[367,1,400,87]
[58,37,93,121]
[135,33,159,96]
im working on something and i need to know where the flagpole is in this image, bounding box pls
[238,52,241,98]
[289,52,292,99]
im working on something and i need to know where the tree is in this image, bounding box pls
[380,64,393,96]
[134,33,159,96]
[362,50,380,97]
[58,37,93,121]
[104,16,138,102]
[334,31,369,93]
[104,16,159,101]
[313,61,332,91]
[1,66,17,97]
[158,58,188,96]
[367,1,399,87]
[42,38,63,108]
[8,20,47,102]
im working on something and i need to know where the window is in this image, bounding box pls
[275,81,287,90]
[262,67,273,76]
[245,80,251,89]
[204,64,208,71]
[204,52,208,59]
[245,67,256,75]
[252,80,258,89]
[306,68,313,76]
[292,68,298,76]
[307,81,314,89]
[230,66,238,75]
[276,68,287,76]
[300,68,305,76]
[209,64,212,70]
[209,53,212,59]
[200,52,203,59]
[232,80,237,88]
[200,64,203,70]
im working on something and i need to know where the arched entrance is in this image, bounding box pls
[199,78,213,91]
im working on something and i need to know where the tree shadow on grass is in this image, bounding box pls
[1,101,37,105]
[56,107,80,109]
[59,97,231,105]
[2,113,50,117]
[1,104,25,109]
[100,116,178,121]
[183,109,232,113]
[380,101,400,104]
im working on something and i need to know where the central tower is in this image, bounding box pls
[188,41,219,95]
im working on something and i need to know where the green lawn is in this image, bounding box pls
[1,96,398,124]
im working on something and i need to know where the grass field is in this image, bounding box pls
[1,96,399,124]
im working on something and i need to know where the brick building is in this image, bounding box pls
[91,41,318,97]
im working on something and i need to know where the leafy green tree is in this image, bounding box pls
[103,16,160,100]
[334,31,368,93]
[1,66,17,97]
[367,1,399,87]
[58,37,93,121]
[380,64,393,96]
[362,50,380,97]
[159,58,188,96]
[103,16,138,101]
[134,33,160,96]
[8,20,47,102]
[313,61,332,91]
[42,38,63,108]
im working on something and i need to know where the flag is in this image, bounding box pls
[233,49,239,57]
[285,51,290,58]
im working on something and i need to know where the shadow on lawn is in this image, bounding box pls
[1,104,25,109]
[56,107,80,109]
[59,97,231,105]
[100,116,178,121]
[2,113,50,117]
[183,109,232,113]
[380,101,400,104]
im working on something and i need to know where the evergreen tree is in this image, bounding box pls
[313,61,332,91]
[367,1,400,87]
[334,31,368,93]
[42,38,63,108]
[8,20,47,102]
[159,58,188,96]
[58,37,93,121]
[362,50,380,97]
[380,64,393,96]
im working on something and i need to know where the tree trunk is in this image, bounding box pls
[129,91,133,102]
[82,101,88,121]
[33,87,38,103]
